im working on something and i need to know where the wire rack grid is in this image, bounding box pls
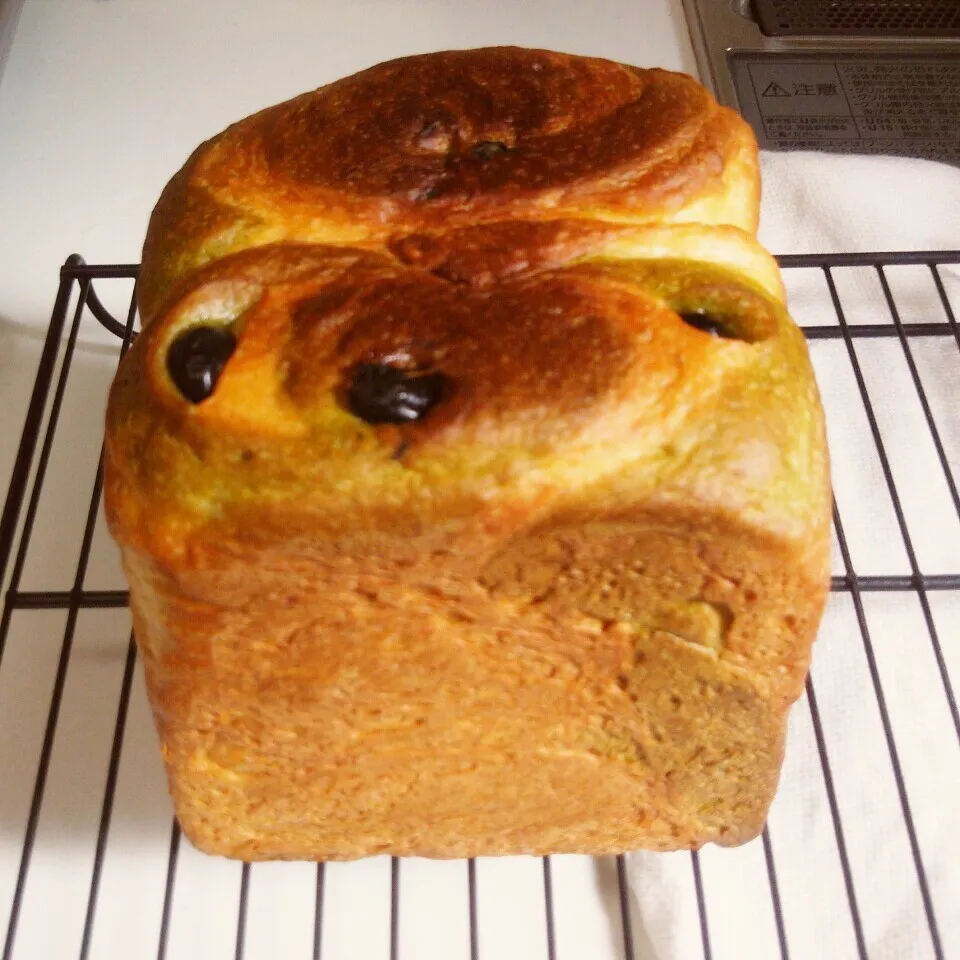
[0,251,958,960]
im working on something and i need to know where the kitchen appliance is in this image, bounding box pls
[682,0,960,165]
[0,0,24,88]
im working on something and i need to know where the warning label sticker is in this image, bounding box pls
[730,54,960,164]
[761,81,791,98]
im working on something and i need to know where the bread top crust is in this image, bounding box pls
[106,227,828,578]
[138,47,759,324]
[109,47,828,601]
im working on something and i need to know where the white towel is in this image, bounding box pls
[627,152,960,960]
[758,152,960,255]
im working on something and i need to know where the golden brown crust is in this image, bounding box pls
[106,47,829,860]
[138,47,759,324]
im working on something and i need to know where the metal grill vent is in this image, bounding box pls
[753,0,960,37]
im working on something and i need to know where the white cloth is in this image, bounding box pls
[626,152,960,960]
[758,152,960,255]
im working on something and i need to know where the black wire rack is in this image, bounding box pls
[0,251,958,960]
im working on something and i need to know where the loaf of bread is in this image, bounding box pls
[104,47,830,860]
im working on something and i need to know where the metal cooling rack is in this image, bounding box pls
[0,251,959,960]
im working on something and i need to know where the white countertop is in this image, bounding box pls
[0,0,695,336]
